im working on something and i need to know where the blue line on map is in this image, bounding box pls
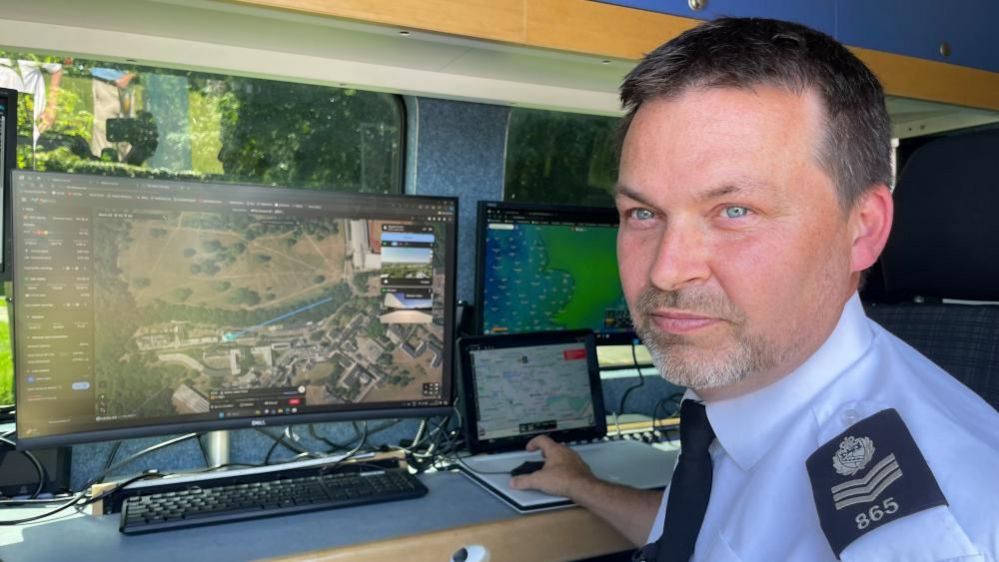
[223,296,334,341]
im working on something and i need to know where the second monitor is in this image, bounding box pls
[475,201,633,344]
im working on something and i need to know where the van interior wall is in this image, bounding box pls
[407,97,510,303]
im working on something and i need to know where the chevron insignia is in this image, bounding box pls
[806,409,947,557]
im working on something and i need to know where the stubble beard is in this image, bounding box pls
[633,287,787,391]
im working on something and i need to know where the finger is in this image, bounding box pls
[525,435,556,453]
[509,473,537,491]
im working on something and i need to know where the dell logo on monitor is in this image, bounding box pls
[251,419,267,427]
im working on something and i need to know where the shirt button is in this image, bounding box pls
[841,408,860,427]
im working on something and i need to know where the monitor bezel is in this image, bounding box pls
[12,171,459,450]
[473,200,635,345]
[0,88,17,281]
[16,405,453,450]
[458,329,606,455]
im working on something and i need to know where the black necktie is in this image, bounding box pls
[634,400,716,562]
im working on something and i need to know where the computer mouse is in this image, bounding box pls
[451,544,490,562]
[509,460,546,477]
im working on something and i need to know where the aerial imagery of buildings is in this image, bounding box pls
[92,208,445,420]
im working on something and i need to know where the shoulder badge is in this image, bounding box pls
[806,409,947,558]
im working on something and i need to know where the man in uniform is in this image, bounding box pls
[510,17,999,561]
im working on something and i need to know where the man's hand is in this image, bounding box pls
[506,435,665,545]
[508,435,598,498]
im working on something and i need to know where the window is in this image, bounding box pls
[504,108,620,206]
[0,52,404,192]
[0,51,405,406]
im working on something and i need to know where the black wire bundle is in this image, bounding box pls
[0,413,466,526]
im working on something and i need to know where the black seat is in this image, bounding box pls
[862,128,999,410]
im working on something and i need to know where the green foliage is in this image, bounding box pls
[237,349,255,372]
[187,86,224,174]
[215,281,232,292]
[0,305,11,406]
[352,272,370,292]
[133,277,151,289]
[6,50,402,193]
[92,220,148,417]
[228,287,261,307]
[172,287,193,302]
[387,373,414,387]
[314,275,326,285]
[505,108,621,206]
[328,361,345,383]
[217,79,401,192]
[366,319,386,340]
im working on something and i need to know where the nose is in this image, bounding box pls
[647,220,710,292]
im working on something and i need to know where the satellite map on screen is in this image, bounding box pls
[92,210,446,420]
[481,223,629,335]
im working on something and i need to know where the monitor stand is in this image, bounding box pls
[204,430,230,468]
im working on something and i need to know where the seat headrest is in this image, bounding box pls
[879,129,999,301]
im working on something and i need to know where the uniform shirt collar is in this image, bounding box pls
[701,293,874,471]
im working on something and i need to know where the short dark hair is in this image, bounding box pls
[619,17,892,209]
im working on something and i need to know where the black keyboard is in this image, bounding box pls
[118,467,427,534]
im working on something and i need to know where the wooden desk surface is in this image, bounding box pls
[272,507,633,562]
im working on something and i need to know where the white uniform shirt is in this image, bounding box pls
[647,294,999,561]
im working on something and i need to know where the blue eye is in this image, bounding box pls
[724,206,750,219]
[630,208,655,221]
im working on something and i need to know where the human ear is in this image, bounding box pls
[849,184,894,272]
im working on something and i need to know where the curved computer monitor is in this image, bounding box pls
[475,201,635,345]
[12,171,457,449]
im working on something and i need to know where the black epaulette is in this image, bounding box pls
[806,408,947,558]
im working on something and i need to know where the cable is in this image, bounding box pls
[0,496,75,506]
[196,434,211,466]
[394,419,428,454]
[0,472,163,526]
[616,340,646,415]
[97,441,123,484]
[79,472,164,508]
[0,493,86,526]
[652,392,685,440]
[0,436,45,499]
[261,427,302,465]
[260,419,406,465]
[194,462,265,473]
[83,432,202,488]
[412,406,465,472]
[308,423,345,450]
